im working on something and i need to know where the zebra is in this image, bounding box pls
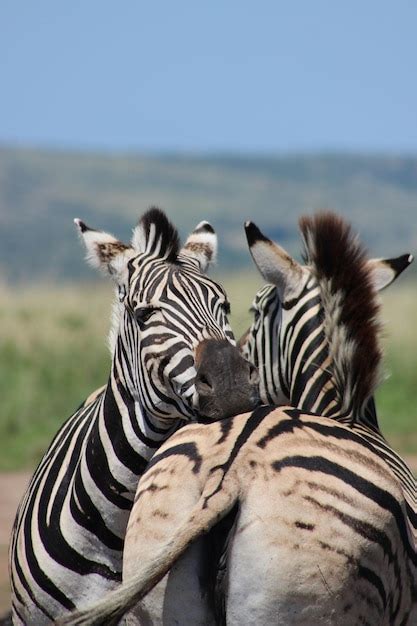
[60,407,417,626]
[137,211,417,624]
[240,213,416,538]
[9,207,259,625]
[60,212,417,625]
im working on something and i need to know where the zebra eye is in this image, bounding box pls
[134,307,157,326]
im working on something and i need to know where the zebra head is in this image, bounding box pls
[242,213,413,416]
[75,207,259,423]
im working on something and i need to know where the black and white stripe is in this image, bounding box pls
[241,213,416,537]
[9,208,257,625]
[58,407,417,626]
[58,212,416,626]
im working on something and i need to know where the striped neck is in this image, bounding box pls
[247,283,380,429]
[109,367,178,454]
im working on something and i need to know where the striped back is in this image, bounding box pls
[59,406,417,626]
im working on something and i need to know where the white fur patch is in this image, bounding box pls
[131,222,148,254]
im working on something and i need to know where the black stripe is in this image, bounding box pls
[115,379,170,449]
[357,565,387,612]
[272,454,416,564]
[203,406,274,508]
[103,383,150,475]
[289,306,323,381]
[282,292,321,350]
[70,472,124,552]
[291,340,330,408]
[257,416,302,449]
[85,422,134,510]
[38,426,121,579]
[146,441,203,476]
[11,549,57,618]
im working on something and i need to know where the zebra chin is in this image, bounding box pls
[195,394,261,423]
[193,338,260,421]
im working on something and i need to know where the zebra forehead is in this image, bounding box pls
[127,255,225,304]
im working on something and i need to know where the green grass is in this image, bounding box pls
[0,277,416,471]
[0,285,112,470]
[377,287,417,454]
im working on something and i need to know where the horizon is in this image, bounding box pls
[2,142,417,160]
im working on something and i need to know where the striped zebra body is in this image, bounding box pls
[9,208,258,625]
[61,212,416,625]
[59,406,417,625]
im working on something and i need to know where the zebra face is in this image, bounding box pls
[75,207,259,422]
[124,257,258,420]
[242,277,315,406]
[243,217,413,409]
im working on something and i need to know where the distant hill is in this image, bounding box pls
[0,146,416,283]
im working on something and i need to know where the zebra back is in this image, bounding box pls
[59,406,417,625]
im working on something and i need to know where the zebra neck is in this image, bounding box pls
[291,380,381,431]
[288,364,381,430]
[330,396,381,431]
[287,357,341,417]
[98,374,180,487]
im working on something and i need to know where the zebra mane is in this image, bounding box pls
[299,211,382,413]
[134,207,181,262]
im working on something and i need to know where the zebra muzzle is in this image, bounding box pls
[194,339,260,421]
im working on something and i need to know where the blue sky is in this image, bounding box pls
[1,1,417,153]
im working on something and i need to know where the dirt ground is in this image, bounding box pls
[1,460,417,616]
[0,473,31,615]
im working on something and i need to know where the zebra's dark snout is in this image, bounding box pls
[195,339,260,421]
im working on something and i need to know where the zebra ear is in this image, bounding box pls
[245,221,303,298]
[367,254,413,292]
[74,218,133,283]
[131,207,180,262]
[180,221,217,272]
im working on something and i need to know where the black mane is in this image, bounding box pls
[299,211,382,411]
[139,207,181,262]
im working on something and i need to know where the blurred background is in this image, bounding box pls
[1,0,417,608]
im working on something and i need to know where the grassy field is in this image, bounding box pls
[375,287,417,454]
[0,274,415,471]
